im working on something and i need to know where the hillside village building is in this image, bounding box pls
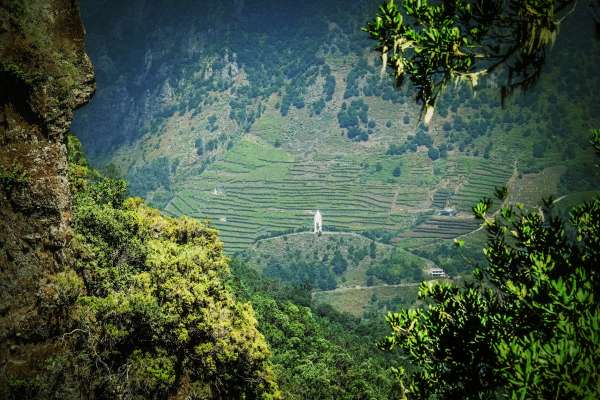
[439,207,457,216]
[314,210,323,234]
[429,267,448,278]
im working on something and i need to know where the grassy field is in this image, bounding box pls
[312,285,420,317]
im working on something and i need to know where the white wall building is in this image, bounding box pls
[429,267,448,278]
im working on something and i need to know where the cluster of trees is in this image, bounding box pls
[343,58,369,98]
[264,260,337,291]
[559,160,600,193]
[331,249,349,275]
[194,134,231,158]
[387,129,447,160]
[229,261,399,398]
[337,99,373,141]
[6,135,281,399]
[229,94,263,131]
[366,249,425,284]
[413,242,485,277]
[363,228,397,244]
[340,54,407,103]
[126,156,173,202]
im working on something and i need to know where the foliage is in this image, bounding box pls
[338,99,371,141]
[324,74,336,101]
[427,147,439,161]
[388,129,433,155]
[332,249,349,275]
[229,260,400,399]
[126,156,172,199]
[364,0,580,121]
[59,134,281,399]
[264,259,337,291]
[381,168,600,399]
[0,163,29,191]
[367,248,424,284]
[413,241,484,277]
[532,141,547,158]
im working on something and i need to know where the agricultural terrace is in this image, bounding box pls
[165,136,516,253]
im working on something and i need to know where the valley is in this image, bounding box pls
[73,0,600,315]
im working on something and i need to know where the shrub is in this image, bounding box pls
[59,135,281,399]
[381,187,600,399]
[427,147,440,160]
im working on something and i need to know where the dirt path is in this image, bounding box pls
[312,282,421,296]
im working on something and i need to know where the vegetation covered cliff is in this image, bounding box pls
[0,2,279,398]
[0,0,95,391]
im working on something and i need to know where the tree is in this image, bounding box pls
[332,250,349,275]
[194,137,204,156]
[380,131,600,400]
[532,141,547,158]
[54,135,281,399]
[364,0,599,123]
[427,147,440,160]
[369,240,377,258]
[393,165,402,177]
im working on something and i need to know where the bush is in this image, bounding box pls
[427,147,440,160]
[56,135,281,399]
[381,190,600,399]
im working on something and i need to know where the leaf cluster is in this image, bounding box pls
[364,0,575,122]
[380,135,600,399]
[43,135,282,399]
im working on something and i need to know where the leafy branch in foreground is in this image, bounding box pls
[364,0,586,123]
[380,134,600,399]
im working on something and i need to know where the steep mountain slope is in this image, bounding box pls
[0,0,95,390]
[73,0,600,310]
[0,2,281,397]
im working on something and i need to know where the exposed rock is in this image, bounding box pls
[0,0,94,390]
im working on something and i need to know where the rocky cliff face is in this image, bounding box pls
[0,0,94,387]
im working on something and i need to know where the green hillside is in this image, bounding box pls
[73,0,600,313]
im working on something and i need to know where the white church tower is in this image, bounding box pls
[314,210,323,234]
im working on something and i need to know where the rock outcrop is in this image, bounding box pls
[0,0,94,388]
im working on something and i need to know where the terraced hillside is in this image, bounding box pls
[165,135,433,253]
[163,131,517,254]
[74,0,600,314]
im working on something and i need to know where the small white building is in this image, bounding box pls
[314,210,323,234]
[429,267,448,278]
[439,207,457,217]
